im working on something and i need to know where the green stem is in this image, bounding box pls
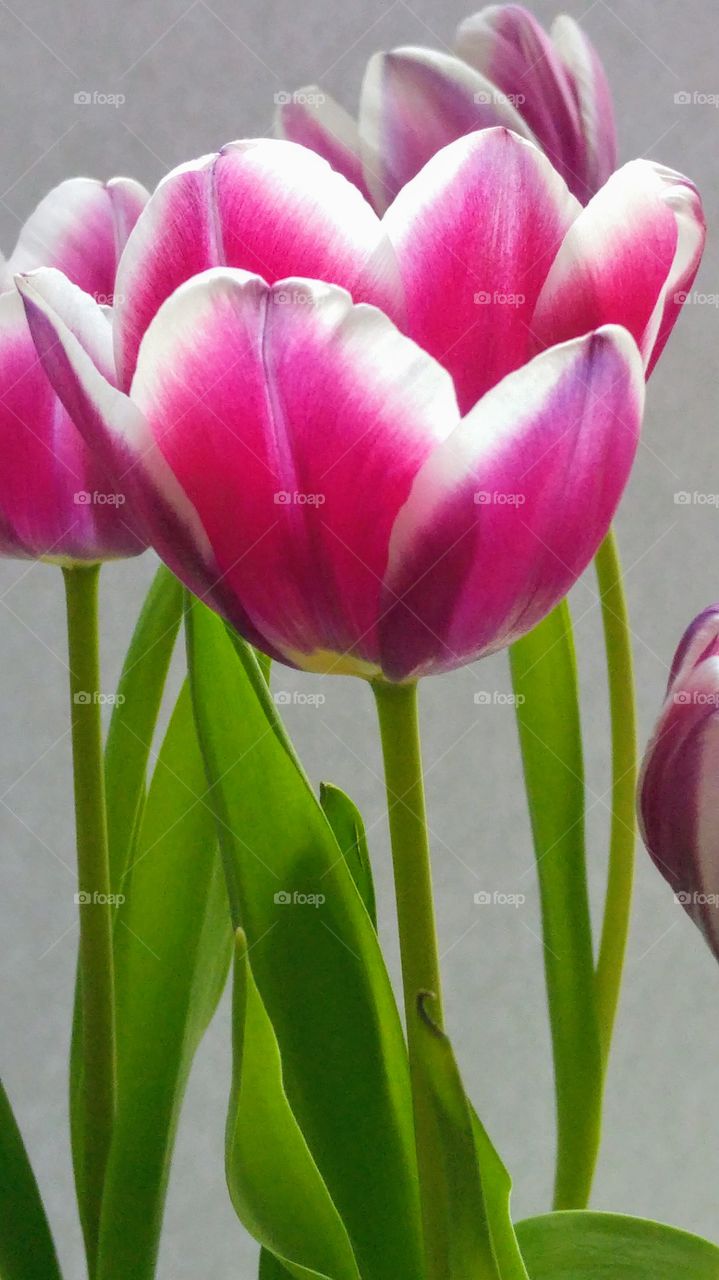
[63,564,116,1267]
[371,679,446,1280]
[594,528,637,1065]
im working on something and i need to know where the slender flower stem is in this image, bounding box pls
[371,678,446,1280]
[594,528,637,1065]
[63,564,116,1265]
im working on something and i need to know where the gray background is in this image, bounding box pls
[0,0,718,1274]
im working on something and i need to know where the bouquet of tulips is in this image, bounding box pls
[2,6,717,1279]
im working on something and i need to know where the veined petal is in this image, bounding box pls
[128,269,458,672]
[1,176,148,301]
[531,159,706,372]
[113,139,399,390]
[551,15,617,198]
[275,88,373,203]
[358,46,536,213]
[455,5,586,197]
[379,325,644,680]
[0,288,142,561]
[381,126,580,413]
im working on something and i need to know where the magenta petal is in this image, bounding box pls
[2,176,148,302]
[275,88,373,203]
[551,15,617,198]
[359,46,536,212]
[129,269,457,671]
[113,139,398,390]
[379,325,644,680]
[382,126,580,413]
[531,159,706,372]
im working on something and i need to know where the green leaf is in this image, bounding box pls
[320,783,377,928]
[95,681,232,1280]
[229,931,361,1280]
[516,1211,719,1278]
[414,994,528,1280]
[186,599,423,1280]
[104,564,184,891]
[259,1253,292,1280]
[509,602,603,1209]
[0,1079,62,1280]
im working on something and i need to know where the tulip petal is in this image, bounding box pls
[381,126,580,413]
[455,5,587,197]
[379,325,644,680]
[531,159,706,373]
[358,46,536,212]
[0,288,142,561]
[551,14,617,197]
[127,269,458,672]
[113,139,399,390]
[1,177,148,301]
[275,88,374,204]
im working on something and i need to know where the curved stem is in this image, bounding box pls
[371,679,446,1280]
[63,564,116,1267]
[594,527,637,1065]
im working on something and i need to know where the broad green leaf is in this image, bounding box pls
[0,1079,62,1280]
[186,600,423,1280]
[516,1211,719,1278]
[414,994,528,1280]
[320,783,377,928]
[509,602,603,1209]
[229,931,361,1280]
[105,564,184,891]
[95,681,232,1280]
[260,1253,292,1280]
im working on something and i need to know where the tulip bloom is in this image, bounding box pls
[0,176,149,563]
[639,607,719,961]
[18,131,703,678]
[277,5,616,209]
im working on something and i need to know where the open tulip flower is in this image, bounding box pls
[639,606,719,962]
[0,176,148,563]
[277,4,617,210]
[18,129,703,678]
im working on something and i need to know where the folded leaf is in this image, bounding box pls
[230,931,361,1280]
[415,993,528,1280]
[320,783,377,928]
[0,1079,62,1280]
[186,599,423,1280]
[95,681,232,1280]
[516,1211,719,1277]
[509,602,603,1208]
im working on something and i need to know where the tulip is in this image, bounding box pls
[276,4,616,210]
[0,176,148,563]
[17,131,703,677]
[639,607,719,960]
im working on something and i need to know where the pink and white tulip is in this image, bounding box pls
[0,177,149,563]
[16,130,703,677]
[277,4,617,210]
[639,607,719,962]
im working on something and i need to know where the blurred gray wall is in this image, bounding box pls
[1,0,718,1274]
